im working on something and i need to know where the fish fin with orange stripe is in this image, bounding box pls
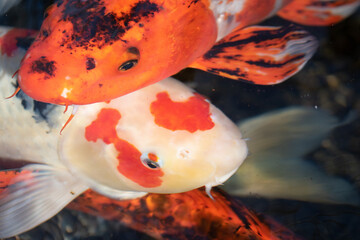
[189,25,318,85]
[0,164,88,238]
[278,0,360,26]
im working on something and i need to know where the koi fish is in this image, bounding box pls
[17,0,359,105]
[0,170,301,240]
[68,187,301,240]
[16,0,360,106]
[0,168,301,240]
[0,26,247,238]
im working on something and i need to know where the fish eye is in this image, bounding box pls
[140,152,161,169]
[118,59,138,71]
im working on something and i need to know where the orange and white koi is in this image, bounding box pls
[0,26,247,238]
[16,0,359,105]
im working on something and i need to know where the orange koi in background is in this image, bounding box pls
[0,170,301,240]
[15,0,359,105]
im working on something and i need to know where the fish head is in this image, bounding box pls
[18,0,217,105]
[59,78,247,197]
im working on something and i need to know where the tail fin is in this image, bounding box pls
[223,107,360,205]
[278,0,360,26]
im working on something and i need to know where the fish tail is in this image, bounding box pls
[223,107,360,205]
[278,0,360,26]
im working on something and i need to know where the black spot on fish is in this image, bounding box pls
[188,0,200,8]
[86,57,96,70]
[245,54,305,68]
[57,0,64,7]
[13,82,59,127]
[15,36,35,51]
[207,67,254,84]
[31,56,56,78]
[42,29,49,38]
[59,0,161,49]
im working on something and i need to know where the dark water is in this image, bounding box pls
[1,1,360,239]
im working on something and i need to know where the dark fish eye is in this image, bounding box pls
[118,59,138,71]
[143,159,160,169]
[140,152,161,169]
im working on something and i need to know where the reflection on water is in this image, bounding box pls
[0,1,359,239]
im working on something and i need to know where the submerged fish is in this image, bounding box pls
[0,26,247,238]
[0,169,301,240]
[16,0,349,105]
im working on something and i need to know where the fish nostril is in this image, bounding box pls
[127,47,140,55]
[85,57,96,70]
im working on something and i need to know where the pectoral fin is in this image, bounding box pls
[278,0,360,26]
[190,25,318,85]
[0,164,88,238]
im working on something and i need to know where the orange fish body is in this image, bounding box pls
[0,169,301,240]
[17,0,359,105]
[18,0,218,105]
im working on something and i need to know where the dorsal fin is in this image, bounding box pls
[190,25,318,85]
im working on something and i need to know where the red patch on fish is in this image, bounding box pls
[150,92,215,133]
[85,108,163,188]
[0,28,37,57]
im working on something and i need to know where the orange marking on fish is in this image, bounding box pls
[85,108,163,188]
[147,153,158,162]
[150,92,214,133]
[235,0,277,28]
[0,169,31,194]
